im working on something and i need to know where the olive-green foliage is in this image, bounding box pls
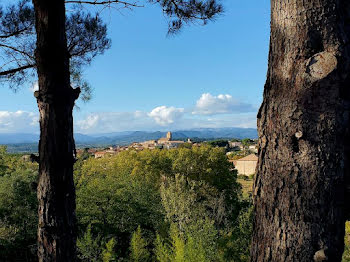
[0,145,250,261]
[156,174,250,262]
[206,139,229,148]
[154,233,172,262]
[130,226,150,262]
[160,174,228,231]
[172,227,186,262]
[169,146,241,223]
[78,145,239,196]
[75,145,242,260]
[0,146,38,261]
[77,226,118,262]
[76,170,163,258]
[241,139,253,147]
[343,221,350,261]
[155,221,219,262]
[77,225,103,262]
[76,151,165,259]
[241,138,254,155]
[178,142,193,149]
[0,146,7,173]
[102,238,117,262]
[219,206,253,262]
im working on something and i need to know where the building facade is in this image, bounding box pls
[231,154,258,176]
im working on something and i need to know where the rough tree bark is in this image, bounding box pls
[251,1,350,261]
[32,0,79,261]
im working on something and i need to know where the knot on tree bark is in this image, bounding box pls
[305,51,337,81]
[314,249,327,261]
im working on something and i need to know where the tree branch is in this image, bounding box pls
[0,43,34,59]
[65,0,143,8]
[0,64,34,76]
[0,27,32,39]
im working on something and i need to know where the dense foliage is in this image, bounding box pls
[3,144,350,261]
[206,139,229,148]
[343,222,350,261]
[0,145,253,261]
[0,147,38,261]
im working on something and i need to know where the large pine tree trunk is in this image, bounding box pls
[252,0,350,261]
[32,0,79,261]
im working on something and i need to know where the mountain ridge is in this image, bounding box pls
[0,128,258,153]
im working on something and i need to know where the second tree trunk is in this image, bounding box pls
[252,0,350,261]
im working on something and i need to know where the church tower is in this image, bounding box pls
[166,131,172,141]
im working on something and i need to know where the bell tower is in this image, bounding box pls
[166,131,172,141]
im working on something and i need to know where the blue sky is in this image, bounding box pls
[0,0,270,134]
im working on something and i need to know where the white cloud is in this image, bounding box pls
[76,111,152,133]
[148,106,185,126]
[0,111,39,133]
[193,93,256,115]
[78,114,99,130]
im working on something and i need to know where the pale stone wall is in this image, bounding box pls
[235,160,257,175]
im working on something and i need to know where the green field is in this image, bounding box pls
[238,178,254,198]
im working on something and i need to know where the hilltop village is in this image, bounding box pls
[91,132,186,158]
[76,131,259,176]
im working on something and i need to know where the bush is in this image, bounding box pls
[130,226,150,262]
[343,221,350,261]
[0,147,38,261]
[77,225,103,262]
[102,238,117,262]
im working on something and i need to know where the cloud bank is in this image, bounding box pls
[0,111,39,133]
[0,93,258,134]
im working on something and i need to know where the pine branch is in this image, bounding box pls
[0,64,34,76]
[0,43,33,59]
[65,0,143,8]
[0,27,31,38]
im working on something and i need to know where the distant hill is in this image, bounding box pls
[171,128,258,140]
[0,127,258,153]
[0,133,39,144]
